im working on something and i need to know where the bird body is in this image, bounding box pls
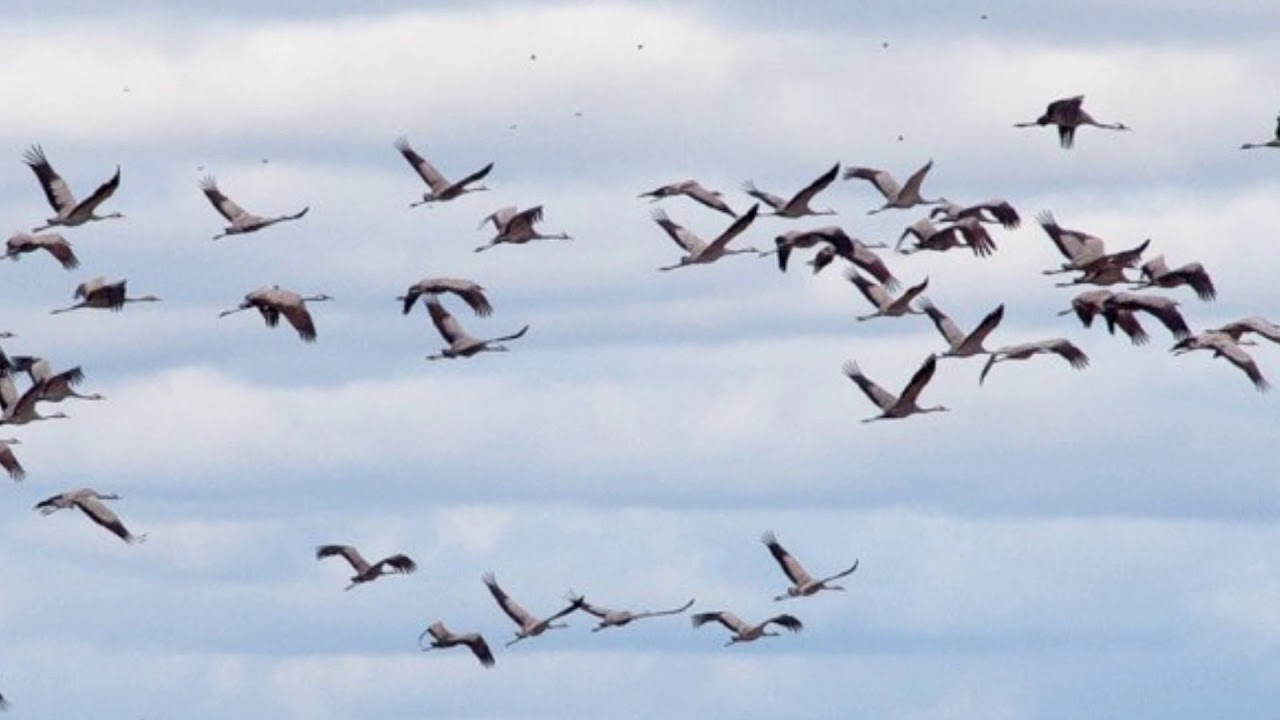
[1015,95,1129,148]
[652,204,760,270]
[49,277,161,314]
[761,531,858,600]
[418,621,495,667]
[483,572,585,646]
[577,597,695,631]
[922,301,1005,357]
[980,339,1090,385]
[23,145,123,231]
[34,487,145,544]
[315,544,417,590]
[844,160,941,214]
[691,610,803,646]
[5,232,78,269]
[741,163,839,217]
[219,286,331,342]
[842,355,947,421]
[639,179,736,217]
[396,136,493,205]
[201,176,308,239]
[424,295,528,360]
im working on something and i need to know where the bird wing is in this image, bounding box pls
[1174,263,1216,301]
[1044,338,1090,369]
[898,160,934,200]
[897,354,940,407]
[23,145,77,213]
[1035,211,1085,261]
[426,296,469,345]
[632,598,696,619]
[739,180,786,211]
[1127,296,1190,339]
[316,544,370,573]
[394,136,449,192]
[69,166,121,217]
[483,573,536,627]
[1108,307,1150,345]
[373,553,417,574]
[278,303,319,343]
[848,242,899,291]
[505,205,546,237]
[922,301,966,347]
[1215,339,1270,392]
[76,495,142,544]
[844,268,889,309]
[0,376,18,413]
[703,203,760,254]
[684,182,736,217]
[32,234,79,269]
[450,161,494,191]
[1219,317,1280,344]
[1274,115,1280,141]
[955,219,998,257]
[972,200,1020,229]
[576,599,612,620]
[965,304,1006,348]
[787,162,839,208]
[480,206,518,231]
[843,167,900,201]
[765,614,804,633]
[691,611,745,634]
[841,361,897,411]
[200,176,254,223]
[0,441,25,481]
[761,531,813,586]
[464,633,496,667]
[546,594,586,623]
[650,208,706,255]
[34,490,71,514]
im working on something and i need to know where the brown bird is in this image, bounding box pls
[12,356,104,403]
[399,277,492,316]
[742,163,839,217]
[395,136,493,206]
[483,572,585,646]
[50,277,161,314]
[651,204,760,271]
[576,596,695,631]
[424,295,528,360]
[762,531,858,600]
[219,286,332,343]
[691,610,803,646]
[1058,289,1150,345]
[921,301,1005,358]
[844,160,942,214]
[845,270,927,321]
[34,487,146,544]
[980,339,1090,386]
[639,179,737,217]
[475,205,570,252]
[1102,293,1191,340]
[897,218,997,257]
[1172,332,1269,392]
[5,232,79,269]
[842,355,948,422]
[201,176,308,240]
[23,145,123,232]
[1133,255,1216,301]
[1015,95,1129,149]
[930,199,1021,229]
[418,621,496,667]
[316,544,417,590]
[0,375,69,427]
[766,226,897,288]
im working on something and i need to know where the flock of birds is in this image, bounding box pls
[0,91,1277,706]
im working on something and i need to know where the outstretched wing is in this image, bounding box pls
[842,361,897,411]
[23,145,76,213]
[761,531,812,586]
[897,354,939,407]
[395,136,448,192]
[483,572,536,627]
[316,544,368,573]
[426,296,469,344]
[201,176,253,223]
[704,203,760,254]
[76,495,144,544]
[764,614,804,633]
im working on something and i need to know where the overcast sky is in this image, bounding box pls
[0,2,1278,718]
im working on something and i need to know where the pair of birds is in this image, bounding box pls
[0,356,103,428]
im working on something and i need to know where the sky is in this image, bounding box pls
[0,1,1278,718]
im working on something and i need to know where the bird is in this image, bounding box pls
[1037,211,1147,277]
[763,226,896,285]
[897,217,997,257]
[1132,255,1216,301]
[424,294,528,360]
[417,621,496,668]
[0,375,69,426]
[980,339,1090,386]
[11,357,104,403]
[395,136,493,206]
[483,572,585,646]
[475,205,570,252]
[843,160,942,214]
[1172,332,1269,392]
[761,531,859,600]
[219,286,332,343]
[1212,317,1280,346]
[921,301,1005,358]
[1014,95,1129,149]
[639,179,737,217]
[0,438,24,481]
[741,163,840,217]
[1241,115,1280,149]
[930,199,1021,229]
[1102,293,1191,340]
[399,277,493,316]
[49,277,161,314]
[575,596,695,631]
[23,145,123,232]
[315,545,417,590]
[845,269,927,321]
[842,355,948,422]
[1058,289,1150,346]
[691,610,803,646]
[651,204,760,271]
[201,175,309,240]
[4,232,79,269]
[34,487,146,544]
